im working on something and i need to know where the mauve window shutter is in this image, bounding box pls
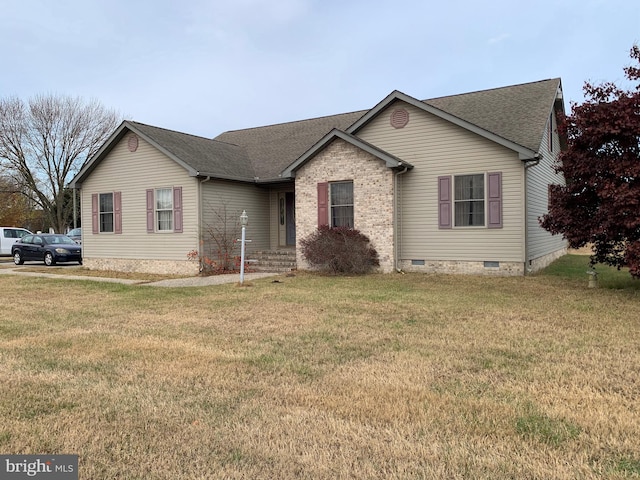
[487,172,502,228]
[114,192,122,234]
[438,176,452,229]
[146,189,154,233]
[91,194,99,234]
[317,182,328,227]
[173,187,183,233]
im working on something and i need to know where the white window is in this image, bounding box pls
[99,193,114,232]
[454,174,485,227]
[155,188,173,231]
[330,181,354,228]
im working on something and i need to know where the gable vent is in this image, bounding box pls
[128,134,139,152]
[390,108,409,129]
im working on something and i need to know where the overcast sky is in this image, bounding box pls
[2,0,639,138]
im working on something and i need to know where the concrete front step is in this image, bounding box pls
[248,250,297,273]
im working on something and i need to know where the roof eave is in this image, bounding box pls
[194,171,258,183]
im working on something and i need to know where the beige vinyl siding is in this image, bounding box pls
[526,114,566,261]
[201,180,270,254]
[358,102,525,263]
[81,134,199,260]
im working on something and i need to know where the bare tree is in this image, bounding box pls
[0,174,31,227]
[201,201,242,272]
[0,94,122,233]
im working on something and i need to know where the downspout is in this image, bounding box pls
[523,155,541,274]
[73,188,78,229]
[394,166,409,273]
[198,175,211,272]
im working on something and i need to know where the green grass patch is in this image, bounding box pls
[613,456,640,475]
[515,403,582,447]
[540,254,640,291]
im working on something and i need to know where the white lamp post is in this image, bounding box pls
[239,210,248,285]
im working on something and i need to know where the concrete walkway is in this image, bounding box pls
[0,261,279,287]
[141,272,279,287]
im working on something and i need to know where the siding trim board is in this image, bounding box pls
[173,187,183,233]
[114,191,122,234]
[438,176,452,229]
[317,182,328,227]
[487,172,502,229]
[91,194,99,234]
[146,189,154,233]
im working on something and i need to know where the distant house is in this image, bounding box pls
[70,78,566,276]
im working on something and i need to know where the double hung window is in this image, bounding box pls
[330,181,354,228]
[454,174,485,227]
[92,192,121,234]
[438,172,502,229]
[155,188,173,231]
[146,187,183,233]
[99,193,114,232]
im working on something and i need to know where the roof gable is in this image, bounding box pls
[346,79,563,160]
[71,121,254,187]
[281,129,413,178]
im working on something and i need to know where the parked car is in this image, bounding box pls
[0,227,32,255]
[12,233,82,266]
[67,227,82,244]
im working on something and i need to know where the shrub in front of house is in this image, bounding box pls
[300,225,380,275]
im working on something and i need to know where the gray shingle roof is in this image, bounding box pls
[75,78,561,187]
[424,78,561,153]
[214,78,561,181]
[213,110,367,181]
[129,122,255,181]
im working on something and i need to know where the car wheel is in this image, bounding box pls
[78,259,83,265]
[44,252,55,266]
[13,251,24,265]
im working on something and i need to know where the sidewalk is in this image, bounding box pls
[0,261,279,287]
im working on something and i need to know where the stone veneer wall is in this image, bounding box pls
[527,247,567,274]
[84,257,199,276]
[397,245,567,277]
[398,259,525,276]
[295,139,396,273]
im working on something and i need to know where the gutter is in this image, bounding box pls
[198,176,211,272]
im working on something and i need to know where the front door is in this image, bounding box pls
[278,192,296,247]
[285,192,295,246]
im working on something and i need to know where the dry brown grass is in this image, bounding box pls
[12,265,188,282]
[0,262,639,479]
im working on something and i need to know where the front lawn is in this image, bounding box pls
[0,255,638,479]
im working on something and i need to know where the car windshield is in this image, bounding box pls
[46,235,76,245]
